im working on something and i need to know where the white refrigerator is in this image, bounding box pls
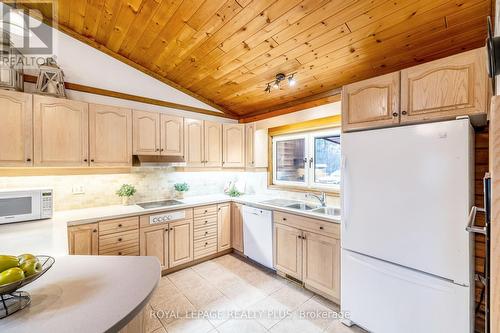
[341,119,474,333]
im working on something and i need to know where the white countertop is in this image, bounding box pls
[0,194,340,256]
[0,255,161,333]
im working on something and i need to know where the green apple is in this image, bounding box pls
[20,259,42,277]
[0,255,19,273]
[0,267,24,286]
[17,253,36,266]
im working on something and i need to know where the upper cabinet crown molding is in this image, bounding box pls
[0,90,33,167]
[342,72,400,132]
[342,47,488,132]
[89,103,132,166]
[400,48,488,123]
[222,124,245,168]
[132,110,160,155]
[33,95,89,167]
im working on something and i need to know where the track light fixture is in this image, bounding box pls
[263,72,297,93]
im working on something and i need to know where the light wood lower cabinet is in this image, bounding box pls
[34,95,89,166]
[168,219,193,268]
[273,213,341,301]
[217,203,231,251]
[274,223,303,280]
[302,231,340,300]
[140,224,169,269]
[68,223,99,255]
[231,203,244,252]
[0,90,33,167]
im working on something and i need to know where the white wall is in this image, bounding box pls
[255,101,341,130]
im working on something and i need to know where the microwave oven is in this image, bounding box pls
[0,189,53,224]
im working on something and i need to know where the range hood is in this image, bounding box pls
[132,155,186,167]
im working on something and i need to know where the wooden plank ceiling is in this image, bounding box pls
[22,0,491,118]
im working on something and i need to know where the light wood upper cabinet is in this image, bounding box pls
[184,118,204,167]
[168,219,193,268]
[302,231,340,300]
[0,90,33,167]
[400,48,488,123]
[244,123,268,168]
[140,225,168,269]
[89,104,132,166]
[133,110,160,155]
[34,95,89,167]
[222,124,245,168]
[160,114,184,156]
[274,223,302,280]
[217,203,231,251]
[231,203,244,252]
[342,72,400,132]
[204,121,222,167]
[68,223,99,255]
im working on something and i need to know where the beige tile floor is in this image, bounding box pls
[145,254,366,333]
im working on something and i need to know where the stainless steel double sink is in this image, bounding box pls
[260,199,341,217]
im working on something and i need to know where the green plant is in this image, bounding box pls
[174,182,189,192]
[116,184,137,197]
[227,186,242,197]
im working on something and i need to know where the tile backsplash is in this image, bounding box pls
[0,168,339,211]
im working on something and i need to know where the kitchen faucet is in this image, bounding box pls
[307,192,327,207]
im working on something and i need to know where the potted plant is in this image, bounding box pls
[174,182,189,199]
[116,184,137,205]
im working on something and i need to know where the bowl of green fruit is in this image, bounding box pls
[0,254,54,318]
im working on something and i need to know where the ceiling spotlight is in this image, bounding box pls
[263,72,296,94]
[273,80,280,89]
[288,74,296,86]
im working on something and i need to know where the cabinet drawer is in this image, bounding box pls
[194,236,217,250]
[194,205,217,218]
[273,211,340,239]
[194,216,217,228]
[99,216,138,235]
[99,230,139,252]
[194,226,217,240]
[99,245,139,256]
[194,245,218,259]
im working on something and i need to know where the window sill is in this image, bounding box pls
[267,184,340,196]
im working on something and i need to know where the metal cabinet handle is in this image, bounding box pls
[155,148,160,152]
[84,159,88,162]
[170,227,173,231]
[165,228,169,232]
[118,252,122,255]
[282,218,287,221]
[205,242,208,246]
[160,149,164,152]
[118,238,122,242]
[319,226,324,230]
[401,111,407,115]
[297,235,301,239]
[392,112,398,117]
[205,231,208,235]
[118,224,122,227]
[90,159,95,162]
[204,220,208,224]
[93,229,97,233]
[26,158,31,162]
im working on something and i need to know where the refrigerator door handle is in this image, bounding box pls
[466,206,486,235]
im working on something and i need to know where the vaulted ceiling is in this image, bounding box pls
[21,0,491,118]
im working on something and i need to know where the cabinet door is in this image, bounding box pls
[184,118,204,167]
[245,123,255,168]
[168,219,194,268]
[89,104,132,166]
[342,72,400,132]
[160,114,184,156]
[401,48,488,124]
[231,203,244,252]
[140,225,169,269]
[68,223,98,255]
[133,110,160,155]
[0,90,32,166]
[34,95,89,166]
[217,203,231,251]
[302,231,340,300]
[222,124,245,168]
[274,223,302,280]
[204,121,222,167]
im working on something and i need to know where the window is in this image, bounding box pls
[272,128,341,190]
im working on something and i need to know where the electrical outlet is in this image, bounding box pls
[72,185,85,195]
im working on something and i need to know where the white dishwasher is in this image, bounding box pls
[242,205,274,269]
